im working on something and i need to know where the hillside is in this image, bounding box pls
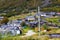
[0,0,60,17]
[0,0,40,12]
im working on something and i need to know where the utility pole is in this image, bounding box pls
[37,6,41,37]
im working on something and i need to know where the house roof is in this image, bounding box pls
[57,12,60,14]
[25,16,35,20]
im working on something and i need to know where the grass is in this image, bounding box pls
[45,16,60,26]
[9,12,36,20]
[23,26,30,33]
[1,28,60,40]
[1,34,60,40]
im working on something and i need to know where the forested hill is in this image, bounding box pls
[0,0,40,12]
[0,0,60,11]
[0,0,60,17]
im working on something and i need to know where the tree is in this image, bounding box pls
[0,17,9,24]
[21,21,27,27]
[43,24,48,30]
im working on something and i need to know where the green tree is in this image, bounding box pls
[0,34,2,40]
[0,17,9,24]
[43,24,48,30]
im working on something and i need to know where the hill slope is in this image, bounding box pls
[0,0,60,17]
[0,0,60,12]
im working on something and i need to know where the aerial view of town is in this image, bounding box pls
[0,0,60,40]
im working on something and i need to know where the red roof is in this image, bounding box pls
[57,13,60,14]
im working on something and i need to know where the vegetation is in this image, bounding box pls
[0,0,60,40]
[0,0,60,17]
[45,17,60,26]
[0,34,49,40]
[0,17,9,25]
[0,34,2,40]
[43,24,48,30]
[42,7,60,12]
